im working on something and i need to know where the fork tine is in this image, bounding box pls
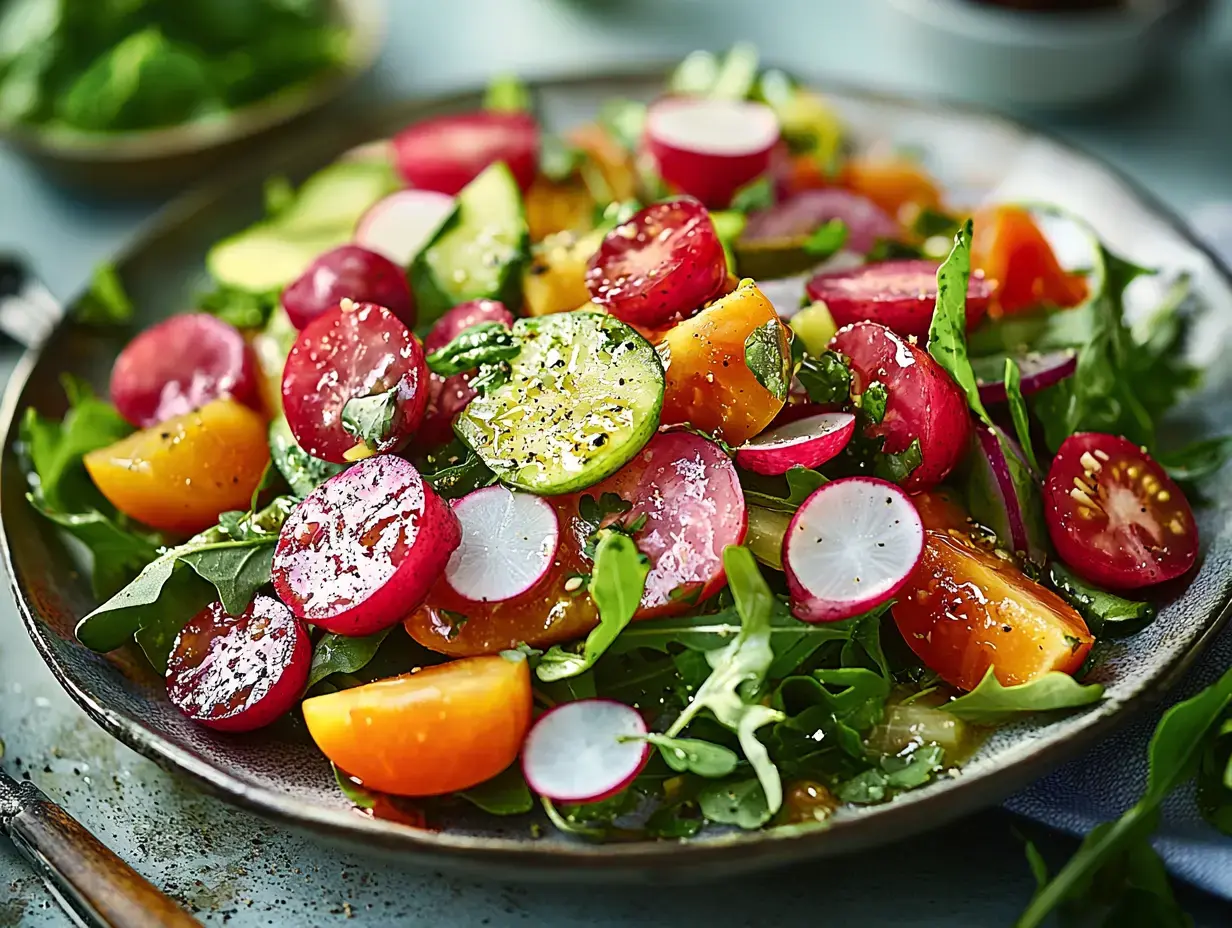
[0,255,65,350]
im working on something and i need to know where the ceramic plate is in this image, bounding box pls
[4,71,1232,882]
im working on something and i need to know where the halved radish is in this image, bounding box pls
[736,411,855,476]
[521,699,649,804]
[355,189,455,267]
[271,455,461,635]
[393,110,539,195]
[444,486,560,604]
[645,96,779,207]
[975,350,1077,405]
[742,190,899,255]
[807,259,992,340]
[783,477,925,623]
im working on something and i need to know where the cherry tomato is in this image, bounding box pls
[585,198,727,327]
[972,205,1088,316]
[418,301,514,446]
[830,321,971,492]
[423,299,513,354]
[302,654,532,796]
[660,279,789,446]
[281,245,414,331]
[912,488,974,534]
[893,529,1094,691]
[281,302,428,463]
[1044,433,1198,590]
[84,399,269,534]
[166,596,310,732]
[839,157,942,219]
[109,313,258,428]
[393,111,539,195]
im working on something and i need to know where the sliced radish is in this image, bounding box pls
[975,350,1077,405]
[444,486,560,604]
[742,190,899,254]
[355,189,455,268]
[521,699,649,804]
[783,477,925,623]
[645,96,779,207]
[736,411,856,476]
[393,110,539,195]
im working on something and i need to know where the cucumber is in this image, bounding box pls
[455,311,665,495]
[269,415,344,498]
[709,209,747,275]
[275,159,400,235]
[411,161,529,324]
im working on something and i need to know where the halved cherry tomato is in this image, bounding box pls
[1044,433,1198,591]
[972,205,1088,316]
[660,279,789,445]
[912,488,973,534]
[893,529,1094,691]
[302,654,532,796]
[840,157,941,220]
[84,399,269,534]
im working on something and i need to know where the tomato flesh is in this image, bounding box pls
[972,204,1088,316]
[302,654,532,796]
[281,245,414,331]
[393,111,539,195]
[281,302,429,463]
[839,157,941,218]
[830,321,971,492]
[109,313,258,428]
[586,198,727,327]
[166,595,310,732]
[1044,433,1198,591]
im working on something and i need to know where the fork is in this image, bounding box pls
[0,253,67,348]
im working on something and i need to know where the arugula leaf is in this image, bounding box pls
[26,500,160,599]
[1156,436,1232,483]
[425,321,519,376]
[131,566,217,673]
[794,349,852,406]
[334,764,376,810]
[837,743,945,804]
[776,668,890,759]
[1048,563,1155,638]
[743,319,791,401]
[1197,717,1232,836]
[944,667,1103,725]
[859,381,889,424]
[729,176,774,214]
[307,628,392,689]
[927,219,991,425]
[644,734,739,778]
[802,219,848,258]
[1003,357,1041,475]
[341,387,400,450]
[874,439,923,484]
[418,442,497,501]
[1017,666,1232,928]
[738,465,825,512]
[198,283,280,330]
[697,778,772,829]
[75,262,133,326]
[457,765,534,815]
[176,540,273,617]
[536,532,649,681]
[268,415,343,498]
[483,73,531,112]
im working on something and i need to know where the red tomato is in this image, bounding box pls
[1044,433,1198,590]
[281,245,414,331]
[392,111,539,194]
[829,321,972,492]
[972,205,1088,316]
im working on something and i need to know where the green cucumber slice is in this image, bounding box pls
[207,227,342,293]
[275,159,400,235]
[269,415,344,498]
[411,161,528,324]
[455,311,664,495]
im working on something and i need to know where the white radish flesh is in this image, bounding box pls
[444,486,560,604]
[783,477,924,623]
[736,412,856,476]
[354,189,455,266]
[521,699,649,804]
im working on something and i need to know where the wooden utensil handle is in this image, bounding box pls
[4,779,200,928]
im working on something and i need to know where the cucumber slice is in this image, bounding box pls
[455,311,664,495]
[411,161,529,324]
[269,415,344,498]
[276,160,400,235]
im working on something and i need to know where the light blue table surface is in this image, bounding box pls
[3,2,1232,925]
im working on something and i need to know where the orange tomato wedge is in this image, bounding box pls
[971,204,1088,315]
[840,157,941,220]
[302,654,532,796]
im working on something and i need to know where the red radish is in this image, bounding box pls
[281,244,414,331]
[423,299,514,354]
[272,455,461,635]
[831,321,971,492]
[784,477,925,623]
[109,313,258,428]
[736,411,856,476]
[743,190,899,254]
[444,486,560,603]
[521,699,649,803]
[354,189,455,267]
[585,198,727,327]
[977,350,1077,404]
[645,97,779,207]
[393,110,539,195]
[165,596,310,733]
[967,425,1049,565]
[1044,433,1198,591]
[282,302,429,463]
[807,259,992,340]
[420,300,514,444]
[585,430,747,617]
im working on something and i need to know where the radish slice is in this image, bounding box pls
[645,97,779,207]
[784,477,925,623]
[975,350,1077,404]
[521,699,649,804]
[355,189,455,267]
[966,425,1049,565]
[736,412,856,476]
[444,486,560,604]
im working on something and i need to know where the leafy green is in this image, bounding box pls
[837,743,945,804]
[198,283,280,330]
[483,73,531,112]
[539,134,583,182]
[1156,436,1232,483]
[417,442,497,501]
[697,778,772,829]
[268,416,343,497]
[75,262,133,326]
[775,667,890,759]
[307,629,392,689]
[802,219,848,258]
[927,220,991,425]
[425,321,520,376]
[743,320,791,401]
[730,176,775,214]
[794,348,852,406]
[644,734,740,778]
[457,765,534,815]
[26,500,159,599]
[597,98,646,153]
[537,532,650,682]
[944,667,1103,725]
[341,387,400,450]
[738,465,826,513]
[1048,563,1156,639]
[1003,357,1041,475]
[334,764,376,810]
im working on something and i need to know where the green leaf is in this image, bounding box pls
[837,743,945,804]
[341,386,400,450]
[307,629,392,689]
[1003,357,1041,475]
[457,765,534,815]
[536,532,649,682]
[1048,563,1155,639]
[74,262,133,326]
[794,349,851,406]
[739,465,826,513]
[644,734,740,778]
[425,321,520,376]
[697,778,772,829]
[927,219,991,425]
[198,283,279,330]
[1196,717,1232,836]
[1156,436,1232,483]
[483,72,531,112]
[742,319,790,401]
[859,381,889,425]
[76,556,183,653]
[801,218,848,258]
[177,543,273,617]
[730,176,774,214]
[539,134,583,182]
[334,764,376,810]
[268,415,343,498]
[945,667,1103,726]
[263,175,295,218]
[27,497,159,600]
[131,566,217,673]
[597,98,646,153]
[419,446,498,501]
[874,438,923,484]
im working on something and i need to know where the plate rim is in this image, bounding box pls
[4,64,1232,877]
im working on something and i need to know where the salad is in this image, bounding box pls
[22,46,1220,845]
